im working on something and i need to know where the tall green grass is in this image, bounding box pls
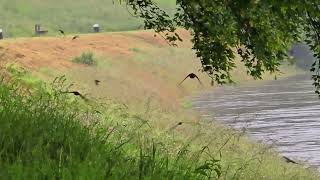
[0,76,222,179]
[1,66,318,179]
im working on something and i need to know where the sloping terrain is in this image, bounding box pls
[0,29,300,109]
[0,29,316,179]
[0,30,209,108]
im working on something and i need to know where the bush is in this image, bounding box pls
[6,64,44,89]
[72,52,97,66]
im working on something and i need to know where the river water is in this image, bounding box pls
[191,74,320,169]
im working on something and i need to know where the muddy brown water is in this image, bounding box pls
[191,74,320,169]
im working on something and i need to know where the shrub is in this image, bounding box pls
[72,52,97,66]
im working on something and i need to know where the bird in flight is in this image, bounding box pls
[167,122,184,132]
[62,91,88,101]
[282,156,298,164]
[179,73,203,85]
[94,80,100,86]
[58,29,65,36]
[72,35,79,40]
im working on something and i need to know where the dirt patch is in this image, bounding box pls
[0,30,192,71]
[0,29,208,109]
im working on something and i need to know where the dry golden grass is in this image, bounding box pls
[0,29,300,108]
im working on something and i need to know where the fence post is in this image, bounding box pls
[35,24,40,36]
[93,24,100,33]
[0,29,3,40]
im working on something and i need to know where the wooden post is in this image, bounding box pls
[35,24,40,35]
[34,24,48,36]
[93,24,100,33]
[0,29,3,40]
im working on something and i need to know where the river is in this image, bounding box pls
[191,74,320,169]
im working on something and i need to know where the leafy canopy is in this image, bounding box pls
[118,0,320,93]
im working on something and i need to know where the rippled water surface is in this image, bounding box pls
[191,75,320,169]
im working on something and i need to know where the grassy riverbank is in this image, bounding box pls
[0,79,220,179]
[0,30,317,179]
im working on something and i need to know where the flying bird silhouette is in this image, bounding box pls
[282,156,298,164]
[95,110,102,114]
[179,73,203,85]
[94,80,100,86]
[62,91,88,101]
[58,29,65,36]
[167,122,184,132]
[72,35,79,40]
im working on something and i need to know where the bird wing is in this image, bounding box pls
[63,91,78,95]
[194,75,203,85]
[178,75,190,85]
[59,30,65,35]
[283,156,298,164]
[79,94,89,101]
[70,91,89,101]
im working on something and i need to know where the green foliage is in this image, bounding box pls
[72,52,97,66]
[305,11,320,95]
[0,77,224,179]
[6,64,44,88]
[124,0,320,94]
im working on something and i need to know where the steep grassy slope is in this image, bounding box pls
[0,0,175,37]
[0,30,315,179]
[0,78,224,179]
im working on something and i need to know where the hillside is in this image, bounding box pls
[0,0,175,37]
[0,29,316,179]
[0,30,205,108]
[0,29,301,109]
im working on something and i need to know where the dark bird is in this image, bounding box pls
[95,110,102,114]
[282,156,298,164]
[72,35,79,40]
[179,73,203,85]
[167,122,184,132]
[94,80,100,86]
[63,91,88,101]
[58,29,65,36]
